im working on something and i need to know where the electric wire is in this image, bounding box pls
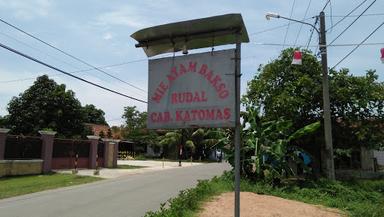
[3,40,383,84]
[328,0,334,33]
[0,42,147,104]
[0,17,147,93]
[282,0,297,50]
[250,17,315,36]
[331,21,384,69]
[322,0,331,12]
[327,0,369,31]
[0,58,147,84]
[0,30,82,71]
[250,42,384,47]
[293,0,312,47]
[0,30,147,98]
[249,13,383,37]
[329,13,384,17]
[329,0,377,46]
[306,17,319,49]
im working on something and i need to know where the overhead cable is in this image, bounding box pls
[0,42,147,104]
[327,0,369,31]
[329,0,377,46]
[0,17,147,93]
[332,21,384,69]
[282,0,297,50]
[294,0,312,47]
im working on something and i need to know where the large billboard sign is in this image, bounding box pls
[147,49,236,129]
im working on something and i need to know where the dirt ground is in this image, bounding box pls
[198,192,344,217]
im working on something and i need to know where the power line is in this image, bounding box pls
[306,17,319,49]
[0,58,147,84]
[332,21,384,69]
[328,13,384,17]
[0,30,82,71]
[327,0,369,31]
[329,0,377,46]
[328,0,334,32]
[282,0,297,50]
[294,0,312,47]
[0,17,147,93]
[250,42,384,47]
[249,17,314,36]
[0,42,147,104]
[322,0,331,12]
[248,13,378,38]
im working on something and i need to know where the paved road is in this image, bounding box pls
[0,163,231,217]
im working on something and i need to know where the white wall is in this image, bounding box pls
[374,151,384,166]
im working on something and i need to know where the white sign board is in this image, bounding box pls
[147,49,236,129]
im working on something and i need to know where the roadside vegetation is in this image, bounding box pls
[144,172,384,217]
[0,173,102,199]
[145,48,384,217]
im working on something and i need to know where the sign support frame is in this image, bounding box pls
[234,33,241,217]
[131,14,249,217]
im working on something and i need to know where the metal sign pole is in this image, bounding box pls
[234,34,241,217]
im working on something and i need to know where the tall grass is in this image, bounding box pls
[144,172,384,217]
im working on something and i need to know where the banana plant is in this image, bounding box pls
[241,104,320,183]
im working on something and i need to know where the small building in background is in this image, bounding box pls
[84,123,111,138]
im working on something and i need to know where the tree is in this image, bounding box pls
[122,106,147,131]
[6,75,86,137]
[82,104,107,125]
[330,69,384,149]
[0,115,7,127]
[121,106,157,151]
[159,128,229,160]
[245,48,384,149]
[239,104,320,184]
[246,48,323,127]
[107,128,113,138]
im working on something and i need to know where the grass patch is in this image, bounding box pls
[144,172,384,217]
[115,165,147,169]
[0,173,102,199]
[241,178,384,217]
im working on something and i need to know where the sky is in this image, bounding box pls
[0,0,383,126]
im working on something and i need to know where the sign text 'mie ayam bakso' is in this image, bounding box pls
[147,49,235,129]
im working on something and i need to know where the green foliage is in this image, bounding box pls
[0,173,102,199]
[144,174,233,217]
[330,69,384,149]
[241,178,384,217]
[122,106,147,131]
[158,128,229,159]
[107,128,112,138]
[99,130,105,138]
[82,104,107,125]
[0,115,7,127]
[144,171,384,217]
[245,48,384,149]
[6,75,86,137]
[245,48,322,126]
[239,104,320,184]
[120,106,158,150]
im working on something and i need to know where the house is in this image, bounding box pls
[85,123,110,138]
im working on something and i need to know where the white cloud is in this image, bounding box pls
[0,0,52,20]
[96,6,153,29]
[102,32,113,40]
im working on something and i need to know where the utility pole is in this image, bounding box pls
[234,33,242,217]
[319,11,335,180]
[266,11,336,180]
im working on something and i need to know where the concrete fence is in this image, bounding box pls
[0,128,119,177]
